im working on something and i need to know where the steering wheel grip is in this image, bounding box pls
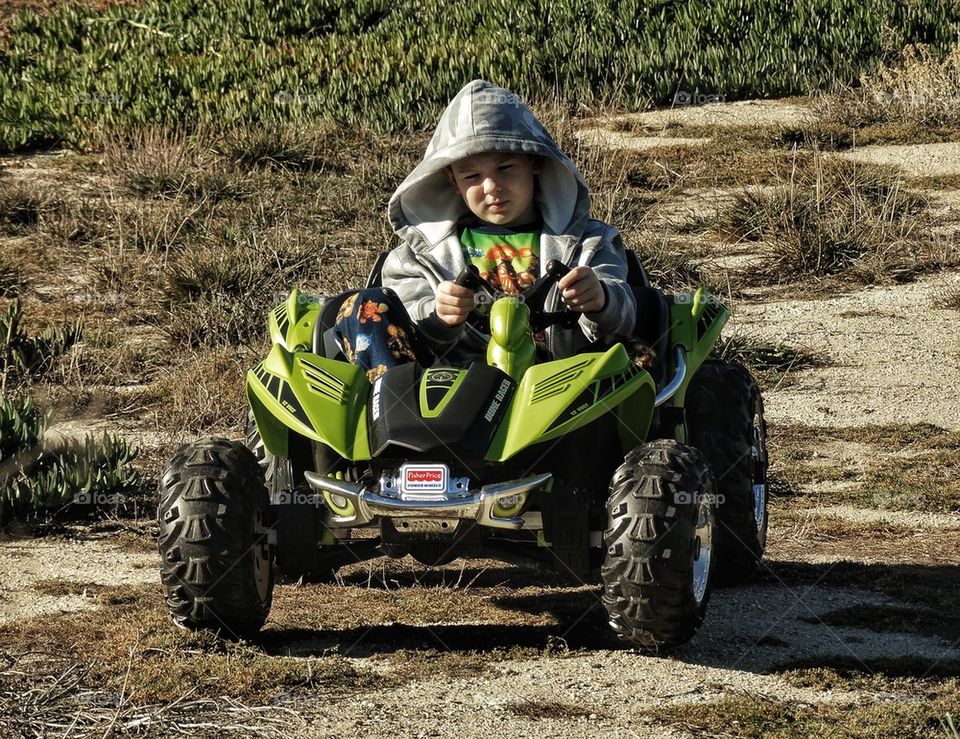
[545,259,571,282]
[454,265,483,292]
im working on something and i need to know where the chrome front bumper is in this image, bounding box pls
[303,471,552,530]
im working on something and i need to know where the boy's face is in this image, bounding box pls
[446,153,541,226]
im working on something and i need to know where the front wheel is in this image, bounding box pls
[157,438,273,638]
[602,439,718,651]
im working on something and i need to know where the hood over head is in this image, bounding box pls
[388,80,590,248]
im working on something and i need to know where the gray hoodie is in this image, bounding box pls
[382,79,636,361]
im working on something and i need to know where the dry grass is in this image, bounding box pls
[816,44,960,129]
[712,331,824,389]
[0,178,45,232]
[712,152,957,286]
[131,346,250,437]
[767,421,960,512]
[648,684,960,738]
[0,253,19,298]
[213,124,349,173]
[629,236,710,291]
[506,699,602,720]
[32,577,96,597]
[0,583,388,711]
[104,128,252,203]
[944,291,960,311]
[0,563,608,734]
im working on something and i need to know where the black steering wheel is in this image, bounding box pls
[452,259,580,334]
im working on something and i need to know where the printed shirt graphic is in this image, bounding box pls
[459,224,540,296]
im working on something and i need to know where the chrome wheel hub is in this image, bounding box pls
[692,491,715,606]
[751,412,768,546]
[252,508,272,602]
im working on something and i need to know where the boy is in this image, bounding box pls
[334,80,636,378]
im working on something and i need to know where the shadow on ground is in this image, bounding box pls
[260,558,960,680]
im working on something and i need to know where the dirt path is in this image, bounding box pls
[0,535,156,623]
[291,582,957,738]
[730,271,960,430]
[838,142,960,177]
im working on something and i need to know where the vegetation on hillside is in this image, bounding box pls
[2,0,959,151]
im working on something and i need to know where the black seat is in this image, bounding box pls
[624,250,670,386]
[311,290,356,359]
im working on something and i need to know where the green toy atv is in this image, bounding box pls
[157,254,768,650]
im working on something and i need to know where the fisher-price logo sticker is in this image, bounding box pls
[401,464,447,492]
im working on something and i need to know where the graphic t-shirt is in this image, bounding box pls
[459,223,541,296]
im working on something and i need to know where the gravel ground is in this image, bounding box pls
[293,582,958,737]
[593,98,815,130]
[0,536,156,623]
[837,142,960,177]
[730,270,960,430]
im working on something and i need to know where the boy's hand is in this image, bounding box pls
[559,266,606,313]
[435,281,475,326]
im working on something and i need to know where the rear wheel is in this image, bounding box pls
[244,412,342,582]
[602,439,717,650]
[157,438,273,638]
[686,360,768,582]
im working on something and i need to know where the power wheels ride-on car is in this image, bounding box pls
[157,253,768,649]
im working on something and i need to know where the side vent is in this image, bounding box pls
[298,357,347,405]
[530,358,596,403]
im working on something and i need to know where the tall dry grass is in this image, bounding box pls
[714,151,957,284]
[816,43,960,129]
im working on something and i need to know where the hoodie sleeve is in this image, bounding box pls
[380,244,466,349]
[577,223,637,342]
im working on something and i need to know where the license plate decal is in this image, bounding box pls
[400,464,448,494]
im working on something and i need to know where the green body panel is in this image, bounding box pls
[486,345,656,462]
[613,381,657,451]
[268,288,322,352]
[246,287,730,466]
[667,291,730,440]
[487,297,536,380]
[246,343,372,460]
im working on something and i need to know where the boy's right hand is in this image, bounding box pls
[435,281,475,327]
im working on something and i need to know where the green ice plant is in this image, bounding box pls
[0,425,140,521]
[0,299,83,390]
[1,0,958,151]
[0,318,140,522]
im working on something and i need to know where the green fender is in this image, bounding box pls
[486,344,656,462]
[665,290,730,443]
[246,346,371,460]
[268,287,322,351]
[248,289,371,460]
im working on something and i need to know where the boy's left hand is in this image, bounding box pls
[558,266,606,313]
